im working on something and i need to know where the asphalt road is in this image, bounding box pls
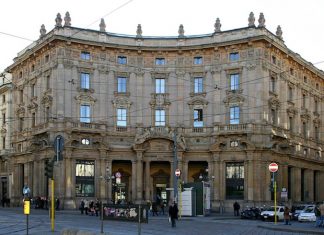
[0,208,323,235]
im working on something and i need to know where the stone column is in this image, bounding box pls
[207,159,214,201]
[99,157,106,200]
[145,160,150,201]
[316,171,324,202]
[107,160,112,202]
[64,149,74,209]
[12,164,22,205]
[304,169,314,202]
[32,160,39,197]
[131,160,136,202]
[280,164,288,201]
[183,160,188,183]
[219,160,225,200]
[136,152,143,203]
[246,160,254,201]
[213,157,220,201]
[265,164,272,202]
[291,167,301,202]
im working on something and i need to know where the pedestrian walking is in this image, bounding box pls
[168,201,179,228]
[284,206,291,225]
[84,199,89,215]
[233,201,240,216]
[315,204,321,227]
[80,199,85,214]
[319,202,324,227]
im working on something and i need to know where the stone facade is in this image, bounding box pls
[4,13,324,211]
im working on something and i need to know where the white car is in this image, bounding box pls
[298,206,316,222]
[261,206,285,221]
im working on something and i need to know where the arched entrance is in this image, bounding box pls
[151,164,170,205]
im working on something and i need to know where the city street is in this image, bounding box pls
[0,208,323,235]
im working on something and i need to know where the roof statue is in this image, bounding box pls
[248,12,255,27]
[99,18,106,32]
[55,13,62,27]
[214,18,221,32]
[178,24,185,38]
[258,13,265,28]
[136,24,143,38]
[39,24,47,38]
[276,25,283,40]
[64,12,71,26]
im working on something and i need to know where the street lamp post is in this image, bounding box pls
[100,166,115,234]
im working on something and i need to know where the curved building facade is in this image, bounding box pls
[5,12,324,211]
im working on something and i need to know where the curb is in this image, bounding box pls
[257,225,324,234]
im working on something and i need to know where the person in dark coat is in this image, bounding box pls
[233,201,240,216]
[168,201,179,228]
[284,206,291,225]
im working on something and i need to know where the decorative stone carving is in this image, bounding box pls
[39,24,47,38]
[112,96,132,108]
[55,13,62,27]
[136,24,142,38]
[187,96,209,106]
[64,12,71,26]
[99,18,106,32]
[276,25,283,40]
[223,92,245,106]
[268,97,280,109]
[27,102,38,111]
[178,24,185,38]
[248,12,255,27]
[74,94,97,103]
[258,13,265,28]
[214,18,221,32]
[41,94,53,106]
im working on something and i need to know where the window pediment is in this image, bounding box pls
[112,96,132,107]
[75,94,97,103]
[223,94,244,106]
[187,96,208,106]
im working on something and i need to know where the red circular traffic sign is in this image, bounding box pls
[268,163,278,173]
[175,169,181,177]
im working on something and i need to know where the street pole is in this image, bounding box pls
[274,172,277,225]
[173,130,178,202]
[51,179,55,232]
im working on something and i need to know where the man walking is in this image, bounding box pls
[315,204,321,227]
[233,201,240,216]
[169,201,179,228]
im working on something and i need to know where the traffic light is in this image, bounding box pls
[45,159,54,179]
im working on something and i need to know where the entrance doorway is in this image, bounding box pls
[155,184,167,205]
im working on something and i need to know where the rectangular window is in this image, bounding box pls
[19,117,24,132]
[81,51,90,60]
[117,108,127,127]
[117,56,127,64]
[80,73,90,90]
[32,113,36,127]
[302,122,307,138]
[314,100,318,113]
[80,105,90,123]
[45,107,50,122]
[271,109,276,125]
[75,160,95,197]
[226,162,244,199]
[194,56,203,65]
[2,137,5,149]
[270,77,276,93]
[315,126,319,142]
[193,109,203,127]
[2,113,5,125]
[46,75,50,90]
[45,55,49,63]
[272,56,276,64]
[31,84,35,97]
[229,52,239,61]
[289,116,293,132]
[155,78,165,94]
[230,74,239,91]
[117,77,127,93]
[230,106,240,124]
[20,90,23,103]
[302,94,306,108]
[2,95,5,104]
[155,109,165,126]
[194,77,203,93]
[155,58,165,65]
[288,86,293,101]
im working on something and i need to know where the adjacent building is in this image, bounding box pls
[4,12,324,210]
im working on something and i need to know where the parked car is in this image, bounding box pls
[240,207,262,219]
[292,204,315,220]
[260,206,285,221]
[298,206,316,222]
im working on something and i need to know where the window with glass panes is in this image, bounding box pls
[193,56,203,65]
[75,160,95,197]
[81,51,90,60]
[193,109,203,127]
[230,74,239,90]
[155,109,165,126]
[155,78,165,94]
[226,162,244,199]
[117,56,127,64]
[117,108,127,127]
[194,77,203,93]
[230,106,240,124]
[155,58,165,65]
[80,105,90,123]
[80,73,90,89]
[117,77,127,93]
[229,52,239,61]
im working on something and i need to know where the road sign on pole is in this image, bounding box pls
[175,169,181,177]
[268,163,278,172]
